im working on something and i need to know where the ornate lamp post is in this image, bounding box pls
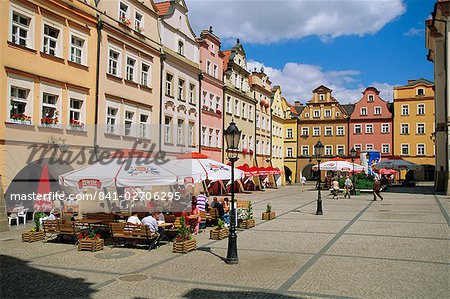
[224,121,241,264]
[314,141,324,215]
[350,147,357,193]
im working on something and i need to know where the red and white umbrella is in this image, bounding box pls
[312,159,365,172]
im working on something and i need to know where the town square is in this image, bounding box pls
[0,0,449,298]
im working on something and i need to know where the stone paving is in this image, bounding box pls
[1,184,449,298]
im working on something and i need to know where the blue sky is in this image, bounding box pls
[189,0,435,103]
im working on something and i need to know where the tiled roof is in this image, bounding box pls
[341,104,355,115]
[155,1,172,16]
[406,78,434,86]
[294,106,304,115]
[221,50,231,70]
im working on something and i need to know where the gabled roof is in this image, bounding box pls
[294,106,304,115]
[313,85,332,93]
[406,78,434,86]
[341,104,355,115]
[155,1,172,16]
[221,50,231,70]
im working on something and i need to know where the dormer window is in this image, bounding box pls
[210,43,215,53]
[178,40,184,56]
[319,94,325,101]
[368,95,374,102]
[417,88,425,96]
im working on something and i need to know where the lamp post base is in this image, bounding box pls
[225,257,239,264]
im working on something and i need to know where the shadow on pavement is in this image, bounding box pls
[197,247,226,262]
[0,255,96,298]
[385,185,435,195]
[182,288,300,299]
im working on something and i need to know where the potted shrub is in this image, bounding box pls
[262,203,276,220]
[77,229,104,252]
[173,216,196,253]
[210,219,228,240]
[22,212,46,242]
[239,201,255,229]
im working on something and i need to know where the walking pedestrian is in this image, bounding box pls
[301,175,306,191]
[332,177,340,199]
[373,178,384,201]
[344,176,353,199]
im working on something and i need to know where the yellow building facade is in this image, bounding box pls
[393,79,435,180]
[271,86,285,186]
[281,97,299,183]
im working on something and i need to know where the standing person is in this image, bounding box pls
[301,175,307,191]
[196,192,208,212]
[344,176,353,199]
[287,175,292,185]
[332,177,340,199]
[373,178,384,201]
[190,199,201,234]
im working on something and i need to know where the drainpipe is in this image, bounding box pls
[93,18,103,161]
[295,117,299,183]
[222,86,225,163]
[198,73,203,153]
[159,54,165,152]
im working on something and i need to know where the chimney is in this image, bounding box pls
[294,101,301,107]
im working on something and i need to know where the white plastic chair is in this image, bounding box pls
[18,208,28,225]
[8,207,23,226]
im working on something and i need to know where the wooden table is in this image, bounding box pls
[158,222,173,228]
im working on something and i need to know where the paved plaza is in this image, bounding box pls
[1,184,449,298]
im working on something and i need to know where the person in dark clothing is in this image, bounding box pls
[373,178,383,201]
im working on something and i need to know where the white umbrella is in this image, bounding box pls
[312,160,365,172]
[374,159,421,170]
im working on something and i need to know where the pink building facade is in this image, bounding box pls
[349,87,393,157]
[197,28,224,162]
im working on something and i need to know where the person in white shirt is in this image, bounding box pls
[142,213,158,233]
[127,213,141,225]
[344,176,353,199]
[301,176,307,191]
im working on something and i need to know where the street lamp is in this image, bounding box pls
[224,121,241,264]
[350,147,357,193]
[314,141,324,215]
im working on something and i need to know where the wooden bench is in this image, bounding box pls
[42,220,82,242]
[237,200,249,209]
[109,223,159,251]
[86,213,116,223]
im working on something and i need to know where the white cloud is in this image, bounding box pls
[404,27,425,37]
[247,61,396,103]
[188,0,406,44]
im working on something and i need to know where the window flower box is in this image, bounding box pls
[135,25,144,33]
[119,16,131,27]
[242,148,249,155]
[201,105,209,111]
[69,119,85,131]
[11,114,32,124]
[215,109,222,115]
[249,149,254,156]
[264,102,270,108]
[209,108,214,113]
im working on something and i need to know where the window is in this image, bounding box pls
[354,124,362,134]
[365,124,373,134]
[286,128,293,139]
[43,24,60,56]
[165,73,173,96]
[69,98,83,126]
[216,129,221,148]
[256,115,260,128]
[335,112,340,117]
[337,126,344,136]
[119,2,129,19]
[382,123,390,133]
[287,147,293,158]
[9,86,30,121]
[319,94,325,101]
[325,126,333,136]
[248,105,253,120]
[401,124,409,135]
[139,113,149,138]
[417,104,425,115]
[241,103,246,119]
[301,146,309,156]
[261,116,266,130]
[178,79,185,101]
[206,61,211,75]
[313,127,320,136]
[374,106,381,115]
[226,96,231,113]
[241,134,247,151]
[234,100,239,116]
[70,35,85,64]
[209,129,215,147]
[305,113,309,118]
[401,144,409,156]
[313,110,320,118]
[210,43,215,53]
[140,63,150,87]
[126,56,136,81]
[324,109,331,118]
[124,110,135,136]
[164,116,172,143]
[417,123,425,135]
[213,64,218,78]
[188,122,194,146]
[368,95,374,102]
[177,119,184,145]
[108,49,120,76]
[417,88,425,96]
[354,144,362,152]
[11,11,31,47]
[325,145,332,156]
[360,107,367,116]
[134,11,143,32]
[382,144,390,154]
[401,104,409,115]
[301,127,309,136]
[201,127,207,146]
[337,145,345,156]
[365,144,373,150]
[189,84,195,104]
[417,144,425,155]
[41,93,58,120]
[106,107,118,134]
[178,40,184,55]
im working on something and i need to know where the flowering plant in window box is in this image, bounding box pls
[40,117,58,126]
[119,16,131,27]
[215,109,222,115]
[264,102,270,108]
[201,105,208,111]
[135,25,144,33]
[69,119,85,130]
[209,107,214,112]
[260,100,266,106]
[242,148,249,155]
[11,114,32,124]
[249,149,254,155]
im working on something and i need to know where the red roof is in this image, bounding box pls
[221,50,231,70]
[155,1,171,16]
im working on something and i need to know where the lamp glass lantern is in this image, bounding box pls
[350,147,357,159]
[225,121,241,160]
[314,141,324,160]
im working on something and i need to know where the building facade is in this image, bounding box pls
[95,0,162,152]
[156,0,200,155]
[282,98,299,183]
[426,0,450,193]
[393,79,436,180]
[349,87,393,156]
[197,27,224,162]
[222,40,256,167]
[297,85,350,180]
[271,86,285,186]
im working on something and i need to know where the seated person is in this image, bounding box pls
[142,213,158,233]
[213,198,225,219]
[61,212,75,223]
[221,198,230,225]
[127,212,142,225]
[47,211,57,221]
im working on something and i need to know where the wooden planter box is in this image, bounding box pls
[210,228,229,240]
[22,231,45,242]
[239,219,255,229]
[262,211,276,220]
[173,238,196,253]
[78,239,104,252]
